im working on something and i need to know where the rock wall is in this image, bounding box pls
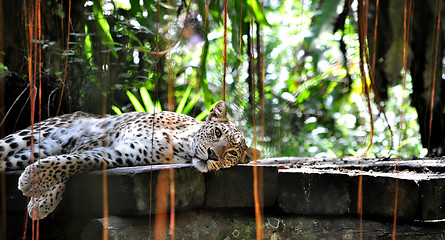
[2,158,445,239]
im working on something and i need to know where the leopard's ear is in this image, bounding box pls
[240,147,261,164]
[206,101,227,121]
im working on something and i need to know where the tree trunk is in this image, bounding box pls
[410,0,445,155]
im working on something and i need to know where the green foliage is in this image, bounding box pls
[114,86,212,121]
[246,0,270,26]
[92,0,118,58]
[42,0,427,158]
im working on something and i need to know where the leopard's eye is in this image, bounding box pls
[215,128,222,138]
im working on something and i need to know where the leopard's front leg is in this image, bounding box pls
[18,147,120,219]
[18,140,152,219]
[18,147,115,196]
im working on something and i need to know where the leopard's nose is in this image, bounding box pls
[207,148,219,161]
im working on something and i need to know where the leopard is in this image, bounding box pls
[0,101,260,220]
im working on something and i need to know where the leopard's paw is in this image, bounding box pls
[26,177,67,220]
[18,164,43,196]
[18,159,62,196]
[18,165,34,195]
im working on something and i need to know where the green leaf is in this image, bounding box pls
[140,87,155,113]
[183,92,202,115]
[398,137,418,148]
[0,62,8,72]
[296,89,310,104]
[84,25,93,64]
[129,0,142,15]
[199,36,213,107]
[128,32,144,47]
[112,105,123,115]
[230,0,247,57]
[115,0,131,10]
[155,101,163,112]
[246,0,270,26]
[92,0,118,58]
[176,86,192,114]
[347,148,358,157]
[327,149,337,158]
[195,109,210,121]
[126,90,145,112]
[195,102,217,121]
[142,0,154,9]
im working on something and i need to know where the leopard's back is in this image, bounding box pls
[0,111,99,170]
[0,111,201,171]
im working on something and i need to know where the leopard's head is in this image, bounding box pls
[192,101,260,172]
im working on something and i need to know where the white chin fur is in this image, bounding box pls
[192,158,209,172]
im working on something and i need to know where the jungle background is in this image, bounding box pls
[0,0,444,159]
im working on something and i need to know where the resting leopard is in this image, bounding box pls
[0,101,260,220]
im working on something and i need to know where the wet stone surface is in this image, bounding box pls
[278,170,351,215]
[255,157,445,220]
[3,157,445,239]
[419,177,445,220]
[81,211,445,240]
[204,165,278,208]
[349,173,420,219]
[64,165,205,216]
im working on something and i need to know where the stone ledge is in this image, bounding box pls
[277,168,421,219]
[81,211,445,240]
[65,164,205,216]
[2,164,206,216]
[419,178,445,220]
[4,160,445,220]
[257,157,445,220]
[3,158,445,239]
[204,165,278,208]
[349,172,420,219]
[278,170,351,215]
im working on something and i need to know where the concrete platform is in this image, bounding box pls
[81,211,445,240]
[2,157,445,239]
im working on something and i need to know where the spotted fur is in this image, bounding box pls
[0,101,260,220]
